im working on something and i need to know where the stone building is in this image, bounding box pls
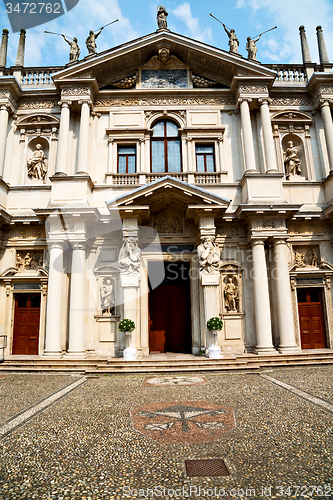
[0,21,333,360]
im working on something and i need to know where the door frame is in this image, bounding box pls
[296,286,327,349]
[0,277,48,356]
[140,254,201,355]
[12,292,42,355]
[292,276,333,350]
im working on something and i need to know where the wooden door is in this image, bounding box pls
[12,294,41,355]
[297,288,327,349]
[149,284,190,353]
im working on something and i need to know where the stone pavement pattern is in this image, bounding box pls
[0,366,332,499]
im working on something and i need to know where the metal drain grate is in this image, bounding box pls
[185,459,230,477]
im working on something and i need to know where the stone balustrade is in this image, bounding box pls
[106,172,227,186]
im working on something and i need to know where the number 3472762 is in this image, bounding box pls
[5,3,61,14]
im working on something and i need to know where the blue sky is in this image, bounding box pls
[1,0,333,67]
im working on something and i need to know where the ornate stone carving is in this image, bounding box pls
[224,276,239,312]
[293,246,319,268]
[270,98,312,106]
[100,277,115,314]
[16,251,43,272]
[18,101,58,110]
[61,88,91,97]
[95,97,235,107]
[157,5,168,29]
[191,74,217,88]
[109,73,138,89]
[239,85,268,94]
[27,144,47,182]
[197,236,220,273]
[283,140,302,179]
[118,237,141,274]
[153,211,182,234]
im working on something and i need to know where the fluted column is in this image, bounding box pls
[68,242,86,356]
[239,99,257,172]
[0,105,9,178]
[320,101,333,174]
[77,100,90,174]
[55,101,71,175]
[259,99,278,172]
[273,239,299,352]
[44,243,64,356]
[251,240,275,352]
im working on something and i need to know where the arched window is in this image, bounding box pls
[151,120,182,172]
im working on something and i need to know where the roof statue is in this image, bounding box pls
[246,35,261,60]
[86,28,103,54]
[157,5,168,30]
[223,26,239,54]
[62,35,80,62]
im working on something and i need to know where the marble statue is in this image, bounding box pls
[311,250,318,267]
[62,35,80,62]
[246,35,261,60]
[223,25,239,54]
[197,236,220,273]
[118,237,141,274]
[101,278,115,314]
[86,28,103,54]
[157,6,168,29]
[224,277,239,312]
[283,141,302,179]
[294,248,306,268]
[27,144,47,182]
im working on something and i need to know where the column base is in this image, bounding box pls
[43,350,63,357]
[65,351,86,358]
[278,345,301,353]
[254,346,277,354]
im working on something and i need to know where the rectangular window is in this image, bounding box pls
[195,144,215,172]
[117,145,136,173]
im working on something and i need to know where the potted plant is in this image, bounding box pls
[206,317,223,359]
[119,319,136,361]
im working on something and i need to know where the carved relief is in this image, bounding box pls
[191,74,217,88]
[16,251,43,272]
[118,237,141,274]
[224,276,239,312]
[153,210,183,234]
[7,227,45,240]
[61,88,92,97]
[293,246,319,268]
[100,277,115,314]
[18,101,58,110]
[287,222,331,235]
[109,73,138,89]
[270,98,313,106]
[239,85,268,94]
[95,97,236,107]
[197,236,220,273]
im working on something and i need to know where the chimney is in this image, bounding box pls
[0,29,9,69]
[299,26,314,80]
[316,25,331,70]
[15,29,26,66]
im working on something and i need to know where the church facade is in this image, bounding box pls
[0,22,333,359]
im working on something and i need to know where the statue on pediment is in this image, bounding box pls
[62,35,80,62]
[86,28,103,54]
[157,5,168,30]
[223,25,239,54]
[246,35,261,60]
[27,144,47,182]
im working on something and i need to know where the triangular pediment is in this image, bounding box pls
[106,176,230,220]
[53,31,276,90]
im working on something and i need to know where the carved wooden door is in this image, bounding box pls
[12,294,41,355]
[297,288,327,349]
[149,284,190,353]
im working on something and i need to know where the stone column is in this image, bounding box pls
[55,101,71,175]
[251,239,275,352]
[320,101,333,174]
[259,99,278,172]
[273,239,299,352]
[44,243,64,356]
[316,26,329,66]
[77,100,90,174]
[239,99,257,172]
[0,29,9,71]
[68,242,86,356]
[0,105,9,178]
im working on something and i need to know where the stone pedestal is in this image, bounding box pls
[201,272,220,356]
[94,314,120,357]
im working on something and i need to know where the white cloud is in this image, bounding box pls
[172,2,212,43]
[235,0,333,64]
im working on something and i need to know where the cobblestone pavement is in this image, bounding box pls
[0,366,332,499]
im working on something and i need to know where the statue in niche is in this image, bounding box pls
[283,140,302,179]
[62,35,80,62]
[294,248,306,268]
[197,236,220,273]
[246,35,261,60]
[224,277,239,312]
[101,278,115,314]
[311,249,318,267]
[118,237,141,274]
[86,28,103,54]
[27,144,47,182]
[223,25,239,54]
[157,5,168,29]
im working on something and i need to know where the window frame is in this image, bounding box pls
[195,143,216,173]
[150,119,182,173]
[117,144,137,174]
